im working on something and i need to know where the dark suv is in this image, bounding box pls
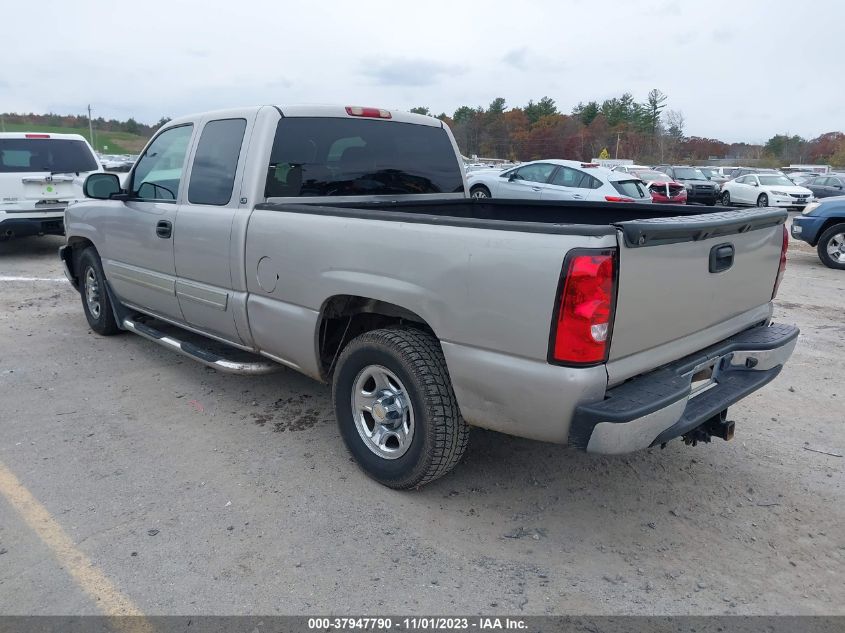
[654,166,720,205]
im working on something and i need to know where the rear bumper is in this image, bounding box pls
[570,323,799,454]
[0,216,65,239]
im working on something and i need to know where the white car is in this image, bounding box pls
[720,173,814,209]
[0,132,102,240]
[611,164,650,174]
[467,159,652,203]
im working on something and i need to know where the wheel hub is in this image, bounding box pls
[351,365,414,459]
[84,267,101,319]
[827,233,845,261]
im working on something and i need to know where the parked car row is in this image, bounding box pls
[467,160,652,203]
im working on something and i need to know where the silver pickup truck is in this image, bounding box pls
[60,105,798,488]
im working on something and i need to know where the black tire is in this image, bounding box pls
[757,193,769,207]
[332,327,469,489]
[78,247,120,335]
[721,191,731,206]
[705,199,717,206]
[816,222,845,270]
[470,185,491,199]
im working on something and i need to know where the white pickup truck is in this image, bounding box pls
[60,105,798,488]
[0,132,102,240]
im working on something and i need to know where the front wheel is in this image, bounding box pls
[78,247,120,335]
[817,222,845,270]
[470,185,491,199]
[721,191,731,206]
[332,327,469,489]
[757,193,769,207]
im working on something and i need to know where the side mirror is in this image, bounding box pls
[83,173,123,199]
[508,173,518,181]
[751,181,759,187]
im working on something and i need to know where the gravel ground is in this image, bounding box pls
[0,222,842,616]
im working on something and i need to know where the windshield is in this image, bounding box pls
[0,138,98,173]
[611,179,649,199]
[699,167,718,177]
[265,118,465,197]
[632,170,670,182]
[673,167,708,180]
[759,175,796,186]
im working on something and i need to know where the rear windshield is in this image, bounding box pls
[611,179,649,199]
[672,167,707,180]
[759,175,795,186]
[265,117,464,197]
[0,138,98,173]
[632,170,669,181]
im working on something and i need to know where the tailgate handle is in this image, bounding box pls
[709,243,734,273]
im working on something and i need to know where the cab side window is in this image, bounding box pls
[550,166,595,189]
[188,119,247,206]
[131,125,193,201]
[513,163,555,183]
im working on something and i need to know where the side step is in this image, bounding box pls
[122,316,281,376]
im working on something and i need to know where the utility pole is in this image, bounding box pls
[87,104,94,147]
[615,132,622,159]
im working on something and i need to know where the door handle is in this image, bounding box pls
[531,186,542,192]
[156,220,172,239]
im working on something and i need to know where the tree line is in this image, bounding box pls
[0,112,171,137]
[412,91,845,166]
[5,96,844,166]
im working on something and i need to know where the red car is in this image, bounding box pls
[630,169,687,204]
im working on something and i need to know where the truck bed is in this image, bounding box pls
[256,199,786,243]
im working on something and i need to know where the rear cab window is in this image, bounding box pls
[265,118,464,198]
[0,138,98,173]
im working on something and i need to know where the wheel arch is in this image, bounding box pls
[62,236,97,287]
[811,217,845,247]
[315,294,438,381]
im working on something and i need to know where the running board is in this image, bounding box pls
[122,317,281,376]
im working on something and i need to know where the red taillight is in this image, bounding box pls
[550,250,617,365]
[772,225,788,299]
[25,133,50,139]
[605,195,634,202]
[345,106,392,119]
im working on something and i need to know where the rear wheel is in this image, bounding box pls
[757,193,769,207]
[78,247,120,335]
[470,185,491,199]
[332,327,469,489]
[721,191,731,206]
[817,223,845,270]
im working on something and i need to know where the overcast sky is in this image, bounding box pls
[4,0,843,143]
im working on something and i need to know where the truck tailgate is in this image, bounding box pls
[608,209,787,371]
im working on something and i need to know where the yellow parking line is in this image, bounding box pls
[0,460,154,630]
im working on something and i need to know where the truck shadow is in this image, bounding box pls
[0,235,65,257]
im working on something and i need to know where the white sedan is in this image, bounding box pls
[466,159,652,202]
[721,173,814,209]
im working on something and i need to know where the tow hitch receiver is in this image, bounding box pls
[682,410,735,446]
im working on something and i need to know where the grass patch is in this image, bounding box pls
[0,122,149,154]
